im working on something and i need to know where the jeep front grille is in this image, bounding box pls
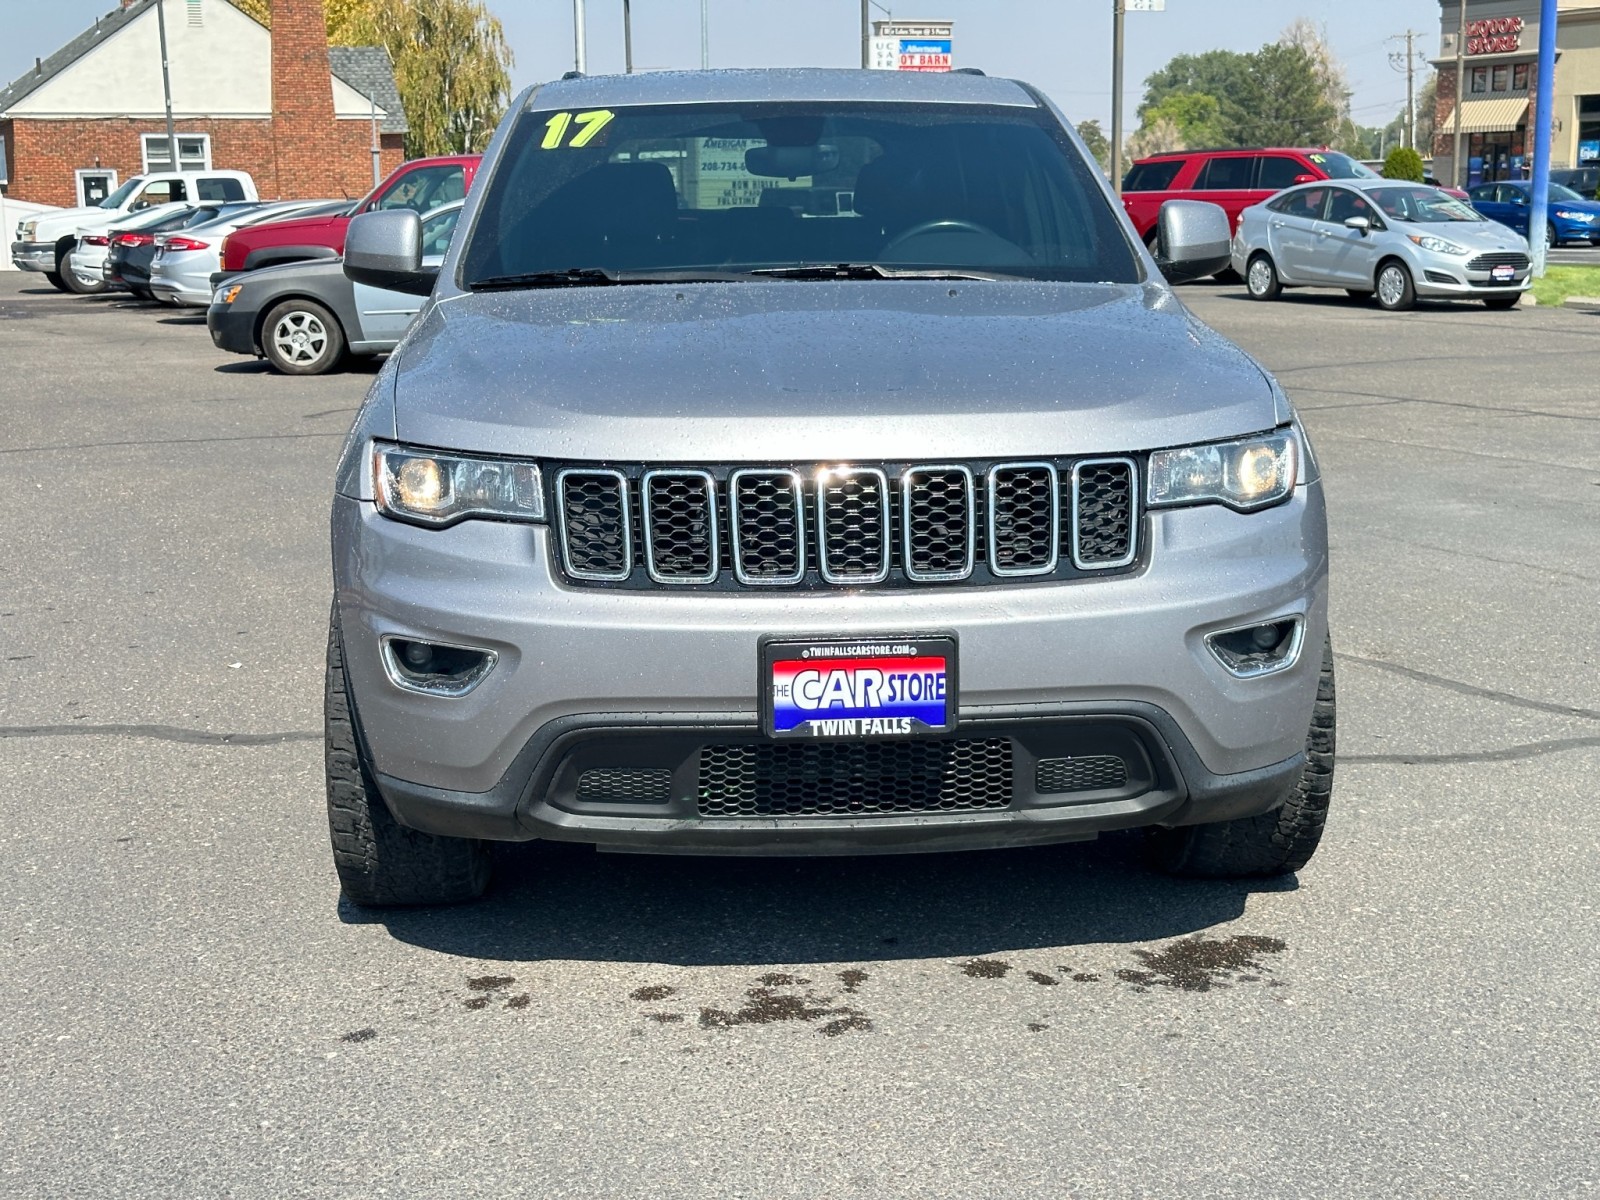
[553,458,1141,589]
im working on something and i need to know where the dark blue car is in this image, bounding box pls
[1467,180,1600,247]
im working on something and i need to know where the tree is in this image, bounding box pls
[1232,43,1340,147]
[1076,120,1111,172]
[1136,39,1341,151]
[1383,146,1425,181]
[1126,114,1188,162]
[231,0,369,38]
[1279,19,1353,131]
[231,0,514,156]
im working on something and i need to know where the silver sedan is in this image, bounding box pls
[1231,179,1531,311]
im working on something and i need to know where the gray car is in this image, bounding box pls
[1232,178,1532,311]
[325,68,1333,906]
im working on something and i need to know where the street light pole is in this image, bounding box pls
[862,0,871,69]
[1110,0,1125,193]
[155,0,177,176]
[623,0,633,73]
[573,0,586,74]
[701,0,710,69]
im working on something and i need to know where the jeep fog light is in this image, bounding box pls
[1147,432,1297,512]
[1206,617,1304,678]
[374,444,545,528]
[381,636,497,696]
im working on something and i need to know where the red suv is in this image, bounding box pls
[1121,148,1379,246]
[217,154,481,278]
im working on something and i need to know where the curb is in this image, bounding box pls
[1561,295,1600,310]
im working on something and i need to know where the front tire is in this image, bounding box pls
[1246,253,1281,300]
[1375,261,1416,311]
[44,270,68,292]
[261,298,346,375]
[325,605,490,907]
[1148,637,1336,879]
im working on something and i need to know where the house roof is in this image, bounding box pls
[0,0,406,133]
[327,46,407,134]
[0,0,152,115]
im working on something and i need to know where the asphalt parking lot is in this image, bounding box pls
[2,272,1597,1197]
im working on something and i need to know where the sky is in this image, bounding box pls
[0,0,1443,132]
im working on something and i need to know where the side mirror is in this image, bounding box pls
[1344,216,1372,235]
[1292,174,1318,185]
[344,209,435,296]
[1154,199,1232,284]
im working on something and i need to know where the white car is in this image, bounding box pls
[11,169,257,294]
[67,203,189,292]
[149,200,348,307]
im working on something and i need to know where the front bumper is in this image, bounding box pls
[332,481,1330,851]
[207,300,257,355]
[11,241,53,272]
[1413,249,1531,297]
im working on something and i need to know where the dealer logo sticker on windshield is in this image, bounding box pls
[762,636,957,740]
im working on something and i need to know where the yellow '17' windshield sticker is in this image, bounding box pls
[541,110,617,150]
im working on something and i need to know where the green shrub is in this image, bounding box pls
[1383,147,1426,182]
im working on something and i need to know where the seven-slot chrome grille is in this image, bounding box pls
[553,458,1139,589]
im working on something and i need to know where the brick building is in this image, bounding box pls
[1433,0,1600,186]
[0,0,406,208]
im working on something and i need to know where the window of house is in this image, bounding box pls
[1492,66,1510,92]
[1471,67,1489,94]
[1513,64,1529,91]
[141,133,211,172]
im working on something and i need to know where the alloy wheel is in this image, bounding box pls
[271,311,329,366]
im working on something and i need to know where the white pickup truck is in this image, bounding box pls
[12,170,258,294]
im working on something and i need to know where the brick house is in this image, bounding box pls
[0,0,407,208]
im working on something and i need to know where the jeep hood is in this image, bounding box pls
[389,281,1280,461]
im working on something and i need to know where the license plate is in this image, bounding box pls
[1492,265,1515,281]
[762,636,956,739]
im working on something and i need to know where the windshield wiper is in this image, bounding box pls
[751,263,1027,282]
[468,267,755,291]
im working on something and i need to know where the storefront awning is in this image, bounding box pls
[1440,97,1529,135]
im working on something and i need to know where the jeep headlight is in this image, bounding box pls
[1408,234,1469,255]
[1147,432,1297,512]
[373,444,545,527]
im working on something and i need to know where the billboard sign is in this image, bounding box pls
[871,21,954,72]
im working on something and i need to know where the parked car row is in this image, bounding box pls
[13,153,482,375]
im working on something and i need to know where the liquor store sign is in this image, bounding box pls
[1467,16,1523,56]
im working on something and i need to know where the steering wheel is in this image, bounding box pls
[880,218,1004,256]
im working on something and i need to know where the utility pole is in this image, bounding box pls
[155,0,177,175]
[701,0,710,69]
[1110,0,1125,192]
[369,92,381,188]
[573,0,586,73]
[1388,31,1427,152]
[1452,0,1468,186]
[862,0,871,69]
[623,0,633,73]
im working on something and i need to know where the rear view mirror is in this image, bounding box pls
[1154,199,1232,284]
[344,209,435,296]
[745,145,839,180]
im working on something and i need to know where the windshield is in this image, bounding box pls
[1369,186,1483,223]
[460,101,1140,287]
[1306,151,1379,180]
[98,177,145,209]
[1550,183,1586,203]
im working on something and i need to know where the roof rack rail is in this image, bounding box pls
[951,67,986,76]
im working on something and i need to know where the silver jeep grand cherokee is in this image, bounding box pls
[327,68,1334,906]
